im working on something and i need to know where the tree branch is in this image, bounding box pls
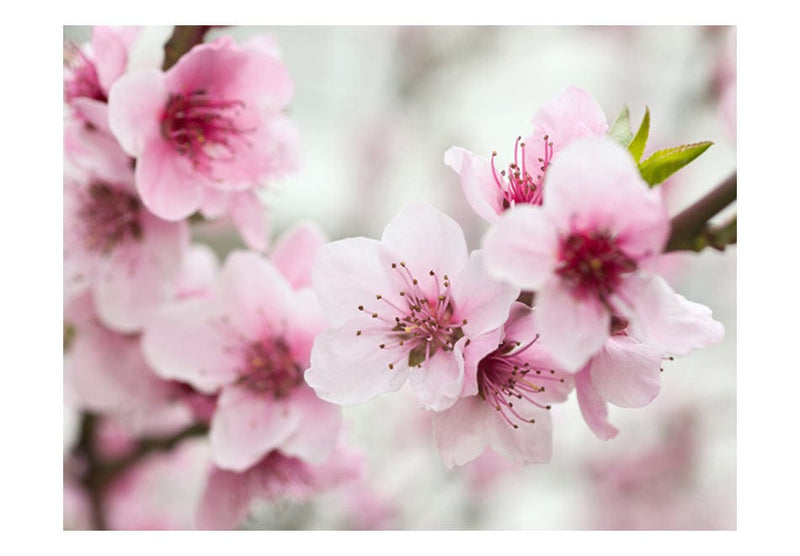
[71,413,209,530]
[162,26,214,71]
[665,171,737,252]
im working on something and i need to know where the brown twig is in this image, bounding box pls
[665,172,737,252]
[162,26,214,71]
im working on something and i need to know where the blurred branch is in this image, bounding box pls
[103,421,209,476]
[71,412,209,530]
[162,26,213,71]
[74,413,106,530]
[665,171,737,252]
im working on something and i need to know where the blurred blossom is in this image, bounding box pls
[583,409,733,530]
[105,439,210,530]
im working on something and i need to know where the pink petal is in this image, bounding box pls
[195,467,252,530]
[590,335,663,408]
[92,26,136,92]
[271,221,328,289]
[444,146,503,224]
[217,250,294,338]
[198,187,229,218]
[407,347,465,411]
[543,137,669,259]
[141,298,238,393]
[92,214,187,332]
[616,273,725,355]
[501,302,539,347]
[174,243,220,300]
[484,402,554,464]
[305,319,409,405]
[529,86,609,148]
[136,140,204,221]
[260,114,301,177]
[380,203,468,300]
[432,396,491,469]
[461,329,504,397]
[64,113,133,186]
[282,288,328,365]
[450,250,519,339]
[312,237,396,327]
[107,68,166,156]
[165,35,293,111]
[483,204,560,290]
[279,388,342,464]
[69,98,113,136]
[210,385,301,472]
[575,366,619,440]
[68,327,167,414]
[536,278,610,372]
[228,190,269,251]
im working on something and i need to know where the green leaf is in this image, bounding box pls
[638,141,713,186]
[628,106,650,162]
[607,105,634,148]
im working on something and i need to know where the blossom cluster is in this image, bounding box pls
[63,27,361,530]
[63,27,726,530]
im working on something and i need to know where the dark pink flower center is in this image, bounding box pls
[491,135,553,210]
[478,336,565,429]
[64,45,106,103]
[78,182,143,254]
[354,262,465,370]
[160,90,251,174]
[236,337,304,399]
[556,231,637,303]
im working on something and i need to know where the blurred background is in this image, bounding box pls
[63,25,736,530]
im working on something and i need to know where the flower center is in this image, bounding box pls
[78,182,143,254]
[477,336,564,429]
[159,90,251,175]
[237,337,304,399]
[353,262,465,371]
[491,135,553,210]
[556,231,637,303]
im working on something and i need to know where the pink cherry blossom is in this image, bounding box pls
[64,26,140,106]
[63,147,189,332]
[142,250,340,472]
[105,438,210,530]
[432,303,572,467]
[584,408,733,529]
[306,203,519,411]
[108,35,298,221]
[195,441,364,530]
[484,137,724,371]
[64,292,180,421]
[572,331,666,440]
[444,86,608,223]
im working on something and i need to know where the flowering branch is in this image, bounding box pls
[665,171,737,252]
[162,26,214,71]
